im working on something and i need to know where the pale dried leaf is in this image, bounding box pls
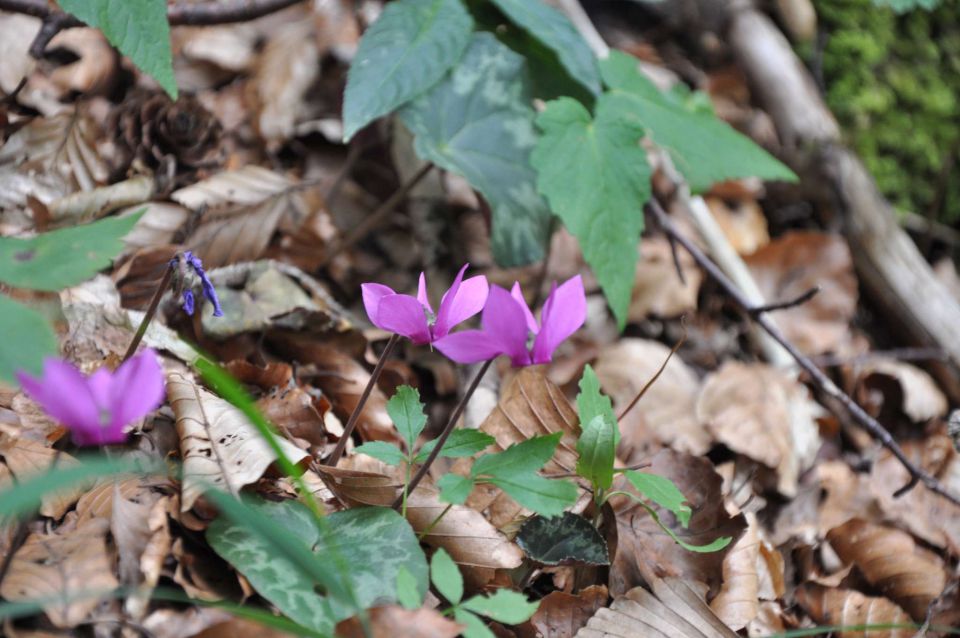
[45,29,117,97]
[856,359,948,422]
[796,585,914,638]
[706,196,769,256]
[335,605,464,638]
[48,174,155,223]
[60,275,134,365]
[166,371,310,511]
[575,578,738,638]
[0,519,119,628]
[827,518,947,620]
[630,237,703,319]
[696,362,822,496]
[593,338,709,459]
[0,13,39,94]
[518,585,608,638]
[0,437,82,518]
[178,25,258,72]
[143,607,234,638]
[710,512,760,630]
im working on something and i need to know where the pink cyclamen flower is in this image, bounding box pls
[362,264,489,345]
[16,350,165,447]
[435,275,586,366]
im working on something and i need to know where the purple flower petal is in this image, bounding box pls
[376,294,432,344]
[18,359,101,432]
[434,330,504,364]
[416,272,432,314]
[531,275,586,364]
[200,276,223,317]
[481,285,532,366]
[361,283,396,329]
[510,282,539,335]
[434,265,488,339]
[108,349,165,431]
[182,290,195,316]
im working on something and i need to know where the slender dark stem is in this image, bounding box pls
[325,334,400,466]
[123,263,174,363]
[748,286,820,317]
[393,359,493,510]
[617,323,686,422]
[648,198,960,507]
[324,140,363,209]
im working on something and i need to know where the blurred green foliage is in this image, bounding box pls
[809,0,959,220]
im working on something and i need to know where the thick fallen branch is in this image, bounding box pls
[649,198,960,508]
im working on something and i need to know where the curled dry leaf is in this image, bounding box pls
[593,338,709,459]
[609,449,746,597]
[0,437,82,519]
[0,519,119,628]
[172,166,311,268]
[629,237,703,320]
[119,202,191,254]
[111,487,173,618]
[166,371,310,511]
[313,465,523,570]
[516,585,608,638]
[335,605,464,638]
[696,362,822,497]
[575,577,738,638]
[856,358,948,423]
[827,518,947,620]
[745,231,858,356]
[709,512,760,630]
[796,585,913,638]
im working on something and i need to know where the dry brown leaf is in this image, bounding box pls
[258,385,329,451]
[575,577,738,638]
[856,359,948,423]
[796,585,913,638]
[172,166,310,268]
[142,607,235,638]
[45,29,117,97]
[335,605,463,638]
[111,485,173,618]
[696,362,822,496]
[0,13,38,94]
[609,449,746,597]
[119,202,190,253]
[629,237,703,320]
[710,512,760,630]
[706,196,769,256]
[593,338,709,459]
[516,585,608,638]
[0,437,83,518]
[827,518,947,620]
[745,231,857,355]
[193,617,301,638]
[166,371,310,511]
[59,275,135,365]
[816,461,877,537]
[0,519,119,628]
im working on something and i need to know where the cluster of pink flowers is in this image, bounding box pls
[363,264,586,367]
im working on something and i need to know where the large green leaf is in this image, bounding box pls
[0,213,143,292]
[599,51,797,192]
[208,501,428,634]
[56,0,176,98]
[342,0,473,141]
[401,32,552,266]
[531,96,650,327]
[576,415,616,491]
[0,295,57,384]
[387,385,428,452]
[488,0,600,95]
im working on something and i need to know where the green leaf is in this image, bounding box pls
[576,415,616,491]
[388,385,428,452]
[487,0,600,95]
[531,96,650,327]
[414,429,495,463]
[437,473,475,505]
[483,472,577,517]
[455,609,495,638]
[55,0,176,98]
[429,548,463,605]
[208,501,428,634]
[396,567,422,610]
[599,51,797,192]
[461,589,539,624]
[0,213,143,292]
[354,441,407,467]
[0,295,57,385]
[623,470,692,528]
[472,432,562,478]
[872,0,940,12]
[400,32,552,266]
[515,512,609,566]
[342,0,473,140]
[612,491,731,553]
[577,365,617,433]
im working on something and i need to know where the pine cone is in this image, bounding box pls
[111,91,222,175]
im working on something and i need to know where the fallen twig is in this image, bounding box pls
[648,198,960,507]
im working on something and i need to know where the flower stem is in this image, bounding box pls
[392,359,493,510]
[122,262,174,363]
[325,333,400,466]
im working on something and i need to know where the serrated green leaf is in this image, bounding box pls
[208,501,427,634]
[0,295,57,385]
[342,0,473,140]
[355,441,407,467]
[623,470,692,527]
[396,566,422,610]
[387,385,428,452]
[437,473,475,505]
[577,364,618,442]
[532,96,650,327]
[461,589,539,624]
[484,472,577,517]
[576,414,616,490]
[455,608,494,638]
[488,0,600,95]
[56,0,176,98]
[515,512,609,566]
[400,32,552,266]
[430,547,463,605]
[599,51,797,192]
[0,213,143,292]
[414,429,495,463]
[472,432,562,478]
